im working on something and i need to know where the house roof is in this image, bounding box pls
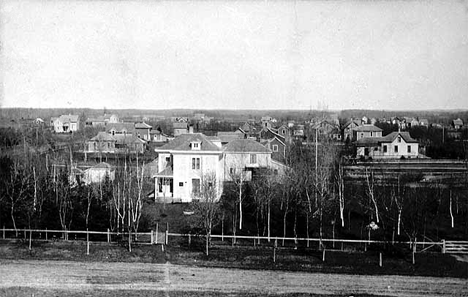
[224,139,271,153]
[343,119,361,128]
[260,136,285,146]
[155,166,173,177]
[57,114,79,123]
[113,134,146,144]
[353,124,382,132]
[90,132,117,142]
[135,122,152,129]
[156,133,221,152]
[382,131,418,143]
[355,131,418,146]
[106,122,135,133]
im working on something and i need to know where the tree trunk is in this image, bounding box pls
[239,181,243,230]
[449,191,454,228]
[267,202,271,242]
[10,203,18,236]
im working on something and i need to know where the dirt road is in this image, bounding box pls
[0,259,466,296]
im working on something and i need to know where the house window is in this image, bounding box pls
[111,130,115,136]
[192,158,200,169]
[383,145,387,153]
[272,145,278,152]
[360,133,364,139]
[250,154,257,164]
[394,146,398,153]
[192,179,200,195]
[179,182,184,187]
[165,157,170,163]
[397,136,401,143]
[407,145,411,153]
[370,132,373,137]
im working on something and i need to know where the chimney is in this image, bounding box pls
[188,125,194,134]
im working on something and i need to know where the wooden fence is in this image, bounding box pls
[4,227,465,254]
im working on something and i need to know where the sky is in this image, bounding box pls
[1,0,467,111]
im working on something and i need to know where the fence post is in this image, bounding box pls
[45,228,48,241]
[29,229,32,251]
[322,249,326,262]
[107,228,110,243]
[151,230,154,245]
[155,223,159,245]
[273,246,276,263]
[2,226,4,239]
[188,233,191,247]
[24,229,26,239]
[442,239,446,254]
[379,253,382,267]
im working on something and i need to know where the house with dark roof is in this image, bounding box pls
[223,139,287,182]
[342,119,362,142]
[173,122,189,136]
[86,132,117,153]
[352,124,383,141]
[153,133,224,203]
[260,136,286,163]
[216,131,245,145]
[356,131,419,159]
[135,122,152,141]
[106,122,135,136]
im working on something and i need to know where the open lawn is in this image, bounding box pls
[0,259,467,297]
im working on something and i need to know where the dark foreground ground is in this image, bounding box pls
[0,240,467,296]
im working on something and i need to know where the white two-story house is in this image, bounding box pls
[153,133,223,203]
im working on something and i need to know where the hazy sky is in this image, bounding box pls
[1,0,467,111]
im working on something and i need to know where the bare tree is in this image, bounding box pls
[227,163,249,231]
[251,168,279,241]
[190,172,220,255]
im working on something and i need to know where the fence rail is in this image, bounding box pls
[2,227,461,254]
[444,240,468,254]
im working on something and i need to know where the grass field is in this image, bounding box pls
[0,239,467,296]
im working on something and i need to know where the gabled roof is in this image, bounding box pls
[106,122,135,133]
[381,132,418,143]
[260,136,285,146]
[224,139,271,153]
[156,133,221,152]
[90,132,117,142]
[135,122,152,129]
[353,124,382,132]
[343,119,361,128]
